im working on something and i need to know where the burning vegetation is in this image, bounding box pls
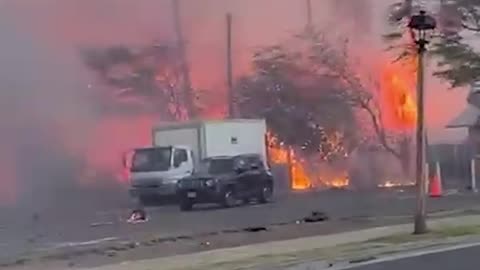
[235,27,417,190]
[77,22,419,191]
[267,132,349,190]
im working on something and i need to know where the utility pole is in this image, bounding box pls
[226,13,235,118]
[408,10,437,235]
[414,45,427,234]
[172,0,196,119]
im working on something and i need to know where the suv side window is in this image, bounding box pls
[173,149,188,167]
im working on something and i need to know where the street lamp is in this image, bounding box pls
[408,10,436,235]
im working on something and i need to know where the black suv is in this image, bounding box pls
[176,154,274,211]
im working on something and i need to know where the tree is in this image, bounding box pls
[236,28,404,161]
[235,46,356,160]
[387,0,480,87]
[81,42,196,120]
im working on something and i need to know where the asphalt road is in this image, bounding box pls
[0,187,479,262]
[349,244,480,270]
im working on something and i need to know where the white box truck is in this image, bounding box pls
[128,119,267,202]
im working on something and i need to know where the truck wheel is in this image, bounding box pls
[258,185,273,204]
[179,199,193,211]
[222,189,237,208]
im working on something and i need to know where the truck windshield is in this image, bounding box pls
[198,159,234,175]
[131,148,172,172]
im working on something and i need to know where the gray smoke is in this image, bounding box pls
[0,8,98,208]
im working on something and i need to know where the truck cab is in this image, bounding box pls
[128,145,194,203]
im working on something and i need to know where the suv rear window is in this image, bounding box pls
[198,158,234,175]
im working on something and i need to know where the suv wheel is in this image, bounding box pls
[222,189,237,208]
[258,185,273,204]
[179,199,193,211]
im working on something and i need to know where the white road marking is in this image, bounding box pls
[50,237,119,249]
[328,241,480,270]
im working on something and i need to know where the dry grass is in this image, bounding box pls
[370,225,480,244]
[178,225,480,270]
[434,225,480,237]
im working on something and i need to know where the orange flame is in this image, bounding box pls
[378,180,415,188]
[379,57,417,131]
[289,150,312,190]
[267,133,312,189]
[267,132,348,190]
[323,175,350,188]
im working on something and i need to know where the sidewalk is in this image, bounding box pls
[83,215,480,270]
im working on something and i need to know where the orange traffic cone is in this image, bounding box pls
[429,163,443,197]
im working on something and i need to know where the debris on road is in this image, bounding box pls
[303,211,329,223]
[104,250,117,257]
[243,226,268,232]
[222,228,241,233]
[127,209,148,224]
[200,241,211,247]
[0,258,31,268]
[175,235,194,240]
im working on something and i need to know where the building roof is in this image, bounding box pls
[446,104,480,128]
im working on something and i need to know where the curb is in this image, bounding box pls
[82,215,480,270]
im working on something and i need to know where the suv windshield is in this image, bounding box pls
[131,147,172,172]
[197,158,234,175]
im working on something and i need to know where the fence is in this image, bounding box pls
[428,143,475,189]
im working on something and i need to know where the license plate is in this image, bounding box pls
[187,192,197,198]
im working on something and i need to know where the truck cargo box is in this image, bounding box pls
[152,119,267,166]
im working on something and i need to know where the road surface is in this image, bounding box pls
[348,244,480,270]
[0,187,478,262]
